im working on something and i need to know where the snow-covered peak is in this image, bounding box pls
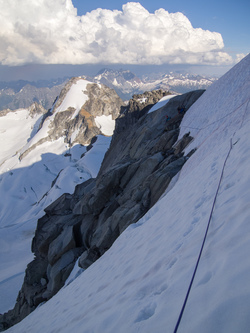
[10,78,124,162]
[93,69,218,100]
[52,78,90,117]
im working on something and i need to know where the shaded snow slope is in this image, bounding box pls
[0,80,117,314]
[6,58,250,332]
[0,135,112,314]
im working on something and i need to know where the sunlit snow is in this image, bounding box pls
[148,94,177,113]
[55,79,90,117]
[95,115,116,136]
[0,109,42,166]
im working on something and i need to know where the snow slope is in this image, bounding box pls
[54,79,89,117]
[148,94,177,113]
[6,56,250,332]
[0,80,115,314]
[95,115,115,136]
[0,109,43,165]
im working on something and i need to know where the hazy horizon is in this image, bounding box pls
[0,62,234,82]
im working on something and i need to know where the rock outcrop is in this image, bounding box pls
[0,89,204,330]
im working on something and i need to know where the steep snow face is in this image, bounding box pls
[53,79,89,118]
[6,58,250,332]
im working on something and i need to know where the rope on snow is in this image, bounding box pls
[173,100,249,332]
[173,138,233,333]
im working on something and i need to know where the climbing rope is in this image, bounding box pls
[172,98,249,332]
[173,137,233,333]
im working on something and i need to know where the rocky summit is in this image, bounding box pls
[0,87,204,330]
[19,77,124,161]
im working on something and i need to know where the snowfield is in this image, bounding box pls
[95,115,116,136]
[2,55,250,332]
[0,109,43,166]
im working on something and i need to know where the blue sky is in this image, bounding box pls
[0,0,249,81]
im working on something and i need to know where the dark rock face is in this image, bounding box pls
[100,89,204,174]
[0,89,204,331]
[115,89,171,134]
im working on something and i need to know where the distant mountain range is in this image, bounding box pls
[0,69,218,111]
[0,78,68,111]
[92,68,218,99]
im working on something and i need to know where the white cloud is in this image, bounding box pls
[235,53,247,63]
[0,1,233,66]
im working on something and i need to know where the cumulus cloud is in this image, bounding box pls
[0,0,233,66]
[235,53,247,63]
